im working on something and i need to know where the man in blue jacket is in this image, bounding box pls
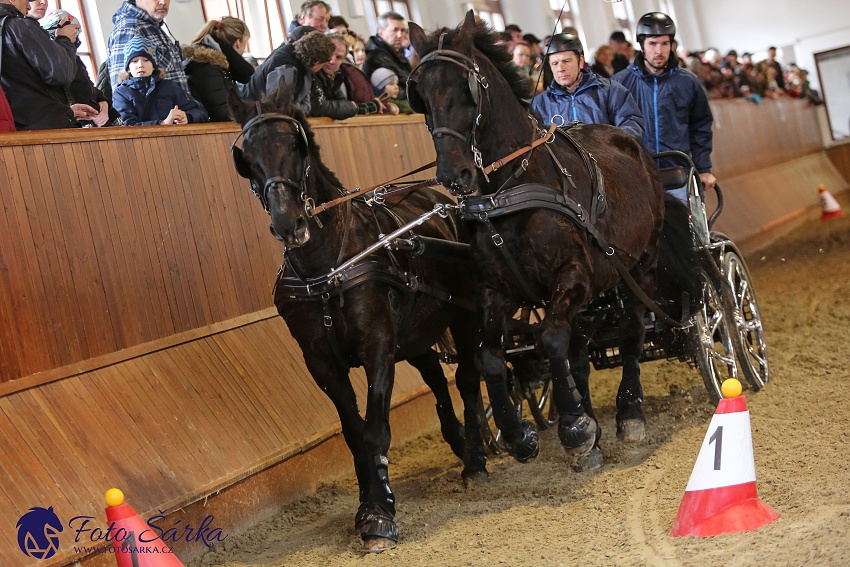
[531,33,644,140]
[612,12,716,202]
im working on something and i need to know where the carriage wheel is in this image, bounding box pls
[721,248,769,391]
[522,369,558,429]
[690,267,740,404]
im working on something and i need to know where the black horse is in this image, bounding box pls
[408,13,699,469]
[227,87,487,550]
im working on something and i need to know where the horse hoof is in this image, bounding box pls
[558,414,597,456]
[505,420,540,463]
[616,418,646,443]
[363,537,397,553]
[462,468,489,487]
[571,446,604,472]
[359,513,398,550]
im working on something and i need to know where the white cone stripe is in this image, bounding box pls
[685,410,756,491]
[821,191,842,213]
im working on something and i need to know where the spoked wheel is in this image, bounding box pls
[518,364,558,429]
[690,267,741,404]
[720,244,769,391]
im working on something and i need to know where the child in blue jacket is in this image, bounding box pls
[113,36,208,126]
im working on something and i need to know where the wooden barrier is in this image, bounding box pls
[0,99,846,566]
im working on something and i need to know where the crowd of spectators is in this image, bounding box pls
[0,0,824,133]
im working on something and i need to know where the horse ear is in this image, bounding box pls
[455,9,477,53]
[227,85,254,126]
[409,22,427,55]
[270,84,294,112]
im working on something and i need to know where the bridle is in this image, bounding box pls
[407,33,491,179]
[407,35,556,188]
[231,111,317,217]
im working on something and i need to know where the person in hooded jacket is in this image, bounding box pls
[612,12,715,203]
[182,17,254,121]
[107,0,190,98]
[310,33,385,119]
[531,33,643,140]
[242,28,334,115]
[112,35,207,126]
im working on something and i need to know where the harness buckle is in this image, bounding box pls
[491,233,504,246]
[323,315,333,327]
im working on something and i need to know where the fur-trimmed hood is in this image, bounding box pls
[182,44,229,70]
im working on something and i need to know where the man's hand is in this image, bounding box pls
[92,101,110,127]
[162,106,188,125]
[71,103,99,119]
[699,172,717,192]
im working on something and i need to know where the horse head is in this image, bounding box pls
[228,86,315,247]
[408,11,534,195]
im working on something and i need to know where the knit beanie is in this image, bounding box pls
[371,67,398,93]
[124,36,157,70]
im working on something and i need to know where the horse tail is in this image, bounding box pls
[655,194,702,319]
[435,328,458,364]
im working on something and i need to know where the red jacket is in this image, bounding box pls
[0,86,15,132]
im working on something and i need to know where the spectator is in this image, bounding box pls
[504,23,522,49]
[612,12,715,203]
[590,44,615,78]
[523,33,543,66]
[531,33,643,140]
[41,10,119,127]
[608,30,632,73]
[310,34,384,119]
[183,16,255,121]
[242,29,334,115]
[351,34,367,69]
[287,1,330,34]
[362,11,412,101]
[765,46,785,90]
[512,42,533,76]
[327,15,348,35]
[0,0,83,130]
[25,0,45,19]
[108,0,191,98]
[112,36,207,125]
[0,85,13,131]
[371,67,409,114]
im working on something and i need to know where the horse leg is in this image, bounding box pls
[539,270,598,462]
[407,349,465,460]
[302,354,371,524]
[616,288,650,443]
[357,341,400,551]
[476,288,539,463]
[568,328,604,471]
[449,318,489,485]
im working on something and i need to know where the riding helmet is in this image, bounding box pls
[546,33,584,57]
[636,12,676,45]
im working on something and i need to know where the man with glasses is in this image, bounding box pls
[362,11,412,101]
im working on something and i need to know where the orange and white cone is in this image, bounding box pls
[670,379,779,537]
[819,184,844,221]
[104,489,185,567]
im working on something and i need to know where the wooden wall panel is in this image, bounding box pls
[0,120,437,384]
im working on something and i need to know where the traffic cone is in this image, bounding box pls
[819,184,844,221]
[104,489,185,567]
[670,379,779,537]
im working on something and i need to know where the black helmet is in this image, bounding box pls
[636,12,675,44]
[547,33,583,57]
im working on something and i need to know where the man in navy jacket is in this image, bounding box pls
[532,33,643,140]
[613,12,716,202]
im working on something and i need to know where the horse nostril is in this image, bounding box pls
[294,217,308,237]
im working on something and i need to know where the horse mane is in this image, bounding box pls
[255,87,347,190]
[416,20,533,103]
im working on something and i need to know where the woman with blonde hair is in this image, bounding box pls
[590,44,615,78]
[183,16,255,121]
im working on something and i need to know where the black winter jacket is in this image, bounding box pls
[243,42,311,106]
[362,35,412,101]
[0,4,77,130]
[182,35,255,122]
